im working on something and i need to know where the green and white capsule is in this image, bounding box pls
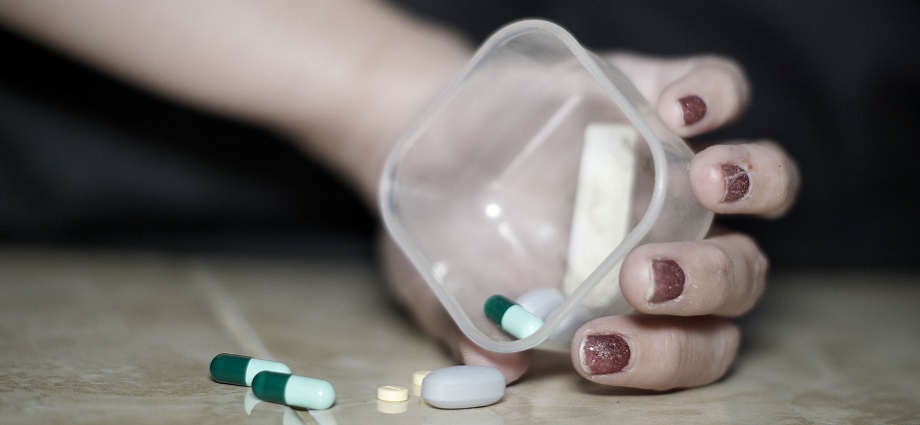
[252,371,335,410]
[209,353,291,386]
[484,295,543,339]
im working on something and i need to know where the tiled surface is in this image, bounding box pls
[1,249,918,424]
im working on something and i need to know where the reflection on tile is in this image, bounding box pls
[0,250,275,425]
[376,400,409,414]
[193,266,273,360]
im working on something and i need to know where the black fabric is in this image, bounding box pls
[0,29,374,257]
[2,1,918,266]
[393,1,920,268]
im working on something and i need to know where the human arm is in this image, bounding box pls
[0,0,472,203]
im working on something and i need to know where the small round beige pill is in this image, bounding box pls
[377,385,409,402]
[412,370,431,386]
[376,399,408,414]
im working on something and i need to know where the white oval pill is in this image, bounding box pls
[421,365,505,409]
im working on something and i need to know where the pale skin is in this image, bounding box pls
[0,0,799,391]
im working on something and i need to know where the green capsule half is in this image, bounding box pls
[484,295,543,339]
[252,371,335,410]
[209,353,291,386]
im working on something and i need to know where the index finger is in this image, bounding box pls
[608,53,750,137]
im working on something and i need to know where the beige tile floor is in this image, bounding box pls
[1,249,918,424]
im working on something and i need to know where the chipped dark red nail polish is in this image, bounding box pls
[581,334,631,375]
[679,95,707,126]
[650,259,685,303]
[722,163,751,203]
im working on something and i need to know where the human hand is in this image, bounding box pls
[380,52,799,390]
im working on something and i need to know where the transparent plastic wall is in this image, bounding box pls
[380,20,712,353]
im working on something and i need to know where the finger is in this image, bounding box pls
[620,233,768,317]
[380,235,532,383]
[690,141,801,218]
[607,53,750,137]
[571,315,739,391]
[456,334,532,384]
[380,235,451,336]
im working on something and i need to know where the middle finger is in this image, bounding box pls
[619,233,768,317]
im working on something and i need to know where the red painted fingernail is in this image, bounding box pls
[722,163,751,203]
[581,334,631,375]
[679,95,707,125]
[650,259,685,303]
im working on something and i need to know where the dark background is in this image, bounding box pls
[2,1,918,267]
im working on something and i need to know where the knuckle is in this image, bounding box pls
[704,56,751,112]
[641,319,741,390]
[655,323,738,390]
[708,234,769,316]
[735,234,769,313]
[712,323,742,375]
[750,246,770,301]
[756,141,801,217]
[778,155,802,208]
[700,242,736,310]
[654,330,690,390]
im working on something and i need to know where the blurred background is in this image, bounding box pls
[2,0,918,268]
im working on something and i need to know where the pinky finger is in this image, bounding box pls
[571,315,740,391]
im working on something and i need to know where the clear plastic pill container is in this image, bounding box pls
[380,19,712,353]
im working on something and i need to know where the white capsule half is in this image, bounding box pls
[516,288,566,320]
[252,371,335,410]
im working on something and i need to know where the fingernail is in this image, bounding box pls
[679,95,707,125]
[580,334,631,375]
[721,163,751,203]
[649,259,685,303]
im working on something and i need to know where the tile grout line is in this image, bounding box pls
[191,263,274,360]
[192,263,313,425]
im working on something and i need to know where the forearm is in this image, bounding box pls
[0,0,471,204]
